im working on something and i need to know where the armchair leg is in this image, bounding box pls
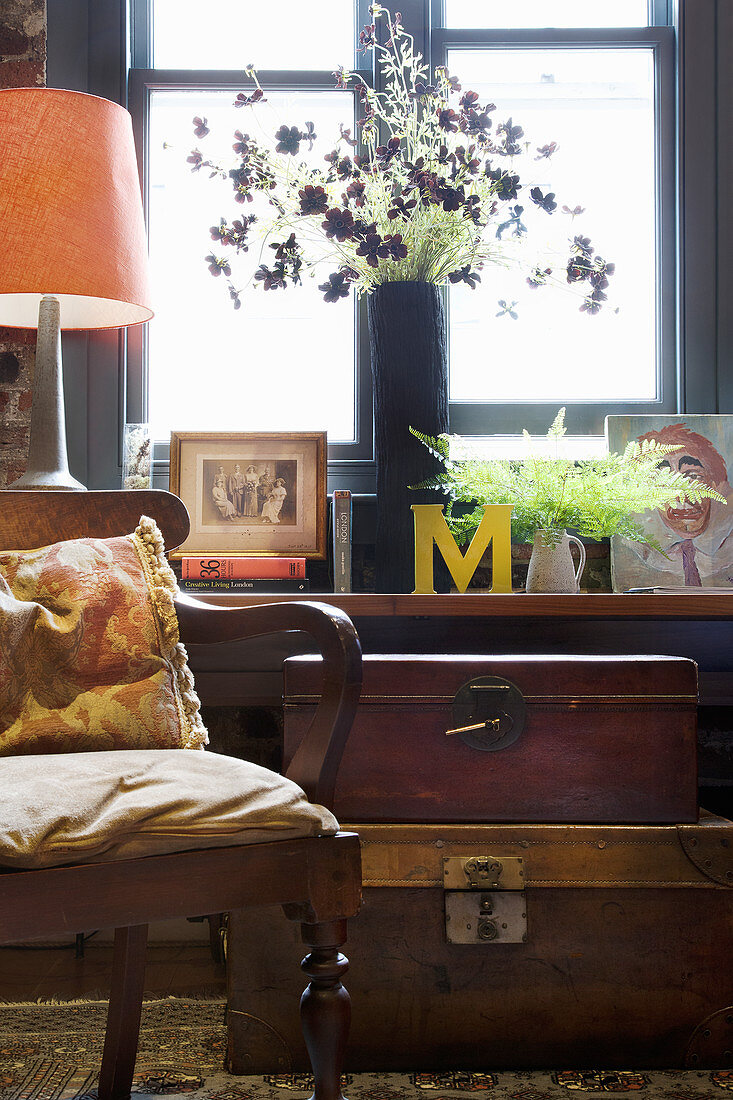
[98,924,149,1100]
[299,920,351,1100]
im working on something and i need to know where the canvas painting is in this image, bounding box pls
[606,415,733,591]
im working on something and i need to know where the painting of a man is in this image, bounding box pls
[607,416,733,590]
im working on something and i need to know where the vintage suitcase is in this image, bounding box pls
[283,654,699,823]
[226,814,733,1072]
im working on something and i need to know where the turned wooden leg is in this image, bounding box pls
[299,919,351,1100]
[98,924,148,1100]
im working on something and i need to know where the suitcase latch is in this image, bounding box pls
[443,855,527,944]
[447,677,526,751]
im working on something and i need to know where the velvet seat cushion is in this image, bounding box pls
[0,749,339,869]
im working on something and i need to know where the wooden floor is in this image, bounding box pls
[0,940,225,1002]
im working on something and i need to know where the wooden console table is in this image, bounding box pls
[187,592,733,707]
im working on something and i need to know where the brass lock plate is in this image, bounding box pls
[447,676,526,751]
[443,855,525,891]
[445,890,527,944]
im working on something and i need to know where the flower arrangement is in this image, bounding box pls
[186,4,614,315]
[411,410,726,550]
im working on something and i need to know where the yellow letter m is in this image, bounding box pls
[411,504,513,595]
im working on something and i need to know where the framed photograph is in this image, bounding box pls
[606,414,733,591]
[169,431,327,559]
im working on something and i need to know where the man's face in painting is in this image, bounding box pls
[658,447,717,538]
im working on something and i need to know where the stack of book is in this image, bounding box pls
[178,556,309,594]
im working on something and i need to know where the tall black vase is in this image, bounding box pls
[367,281,449,593]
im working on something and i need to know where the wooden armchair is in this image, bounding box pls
[0,490,362,1100]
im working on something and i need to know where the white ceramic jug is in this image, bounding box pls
[526,529,587,593]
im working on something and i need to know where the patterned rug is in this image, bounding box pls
[1,1000,732,1100]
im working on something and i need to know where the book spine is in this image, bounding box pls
[332,490,352,594]
[179,578,310,593]
[181,556,306,580]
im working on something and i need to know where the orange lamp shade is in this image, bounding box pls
[0,87,153,329]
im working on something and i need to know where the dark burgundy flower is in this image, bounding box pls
[232,130,253,156]
[359,23,376,51]
[535,142,558,159]
[566,255,593,283]
[459,91,479,110]
[461,107,494,140]
[438,184,465,212]
[271,233,299,261]
[205,254,231,277]
[234,88,265,108]
[387,195,417,219]
[409,81,436,101]
[345,178,367,206]
[580,295,603,315]
[463,194,482,224]
[436,107,459,132]
[351,218,377,240]
[210,219,232,244]
[435,67,461,93]
[336,156,354,180]
[318,271,351,302]
[356,232,388,267]
[527,266,552,289]
[322,207,355,241]
[333,66,348,90]
[383,233,408,261]
[485,166,520,202]
[229,165,254,202]
[254,263,286,291]
[275,125,304,156]
[376,136,401,166]
[454,145,481,173]
[339,124,357,147]
[192,116,209,138]
[299,185,329,215]
[530,187,557,214]
[573,235,594,258]
[497,117,524,155]
[187,149,204,171]
[448,265,481,289]
[228,285,242,310]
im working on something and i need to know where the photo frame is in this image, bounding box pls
[169,431,327,559]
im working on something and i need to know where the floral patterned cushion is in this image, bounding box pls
[0,516,207,756]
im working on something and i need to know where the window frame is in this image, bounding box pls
[45,0,731,489]
[433,23,676,437]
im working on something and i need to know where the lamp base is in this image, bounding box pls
[8,295,87,492]
[8,469,86,491]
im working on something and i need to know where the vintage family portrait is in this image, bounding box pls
[606,414,733,590]
[205,459,296,527]
[169,431,327,558]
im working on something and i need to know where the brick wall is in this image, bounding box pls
[0,0,46,488]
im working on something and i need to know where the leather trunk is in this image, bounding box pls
[226,815,733,1072]
[283,654,699,823]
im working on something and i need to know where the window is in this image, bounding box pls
[46,0,729,487]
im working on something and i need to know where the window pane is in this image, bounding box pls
[152,0,354,70]
[447,48,657,404]
[445,0,649,29]
[147,89,355,443]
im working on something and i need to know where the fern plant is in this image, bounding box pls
[411,409,726,550]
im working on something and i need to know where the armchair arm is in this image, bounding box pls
[174,597,362,809]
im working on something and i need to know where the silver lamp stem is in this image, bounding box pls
[9,295,86,491]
